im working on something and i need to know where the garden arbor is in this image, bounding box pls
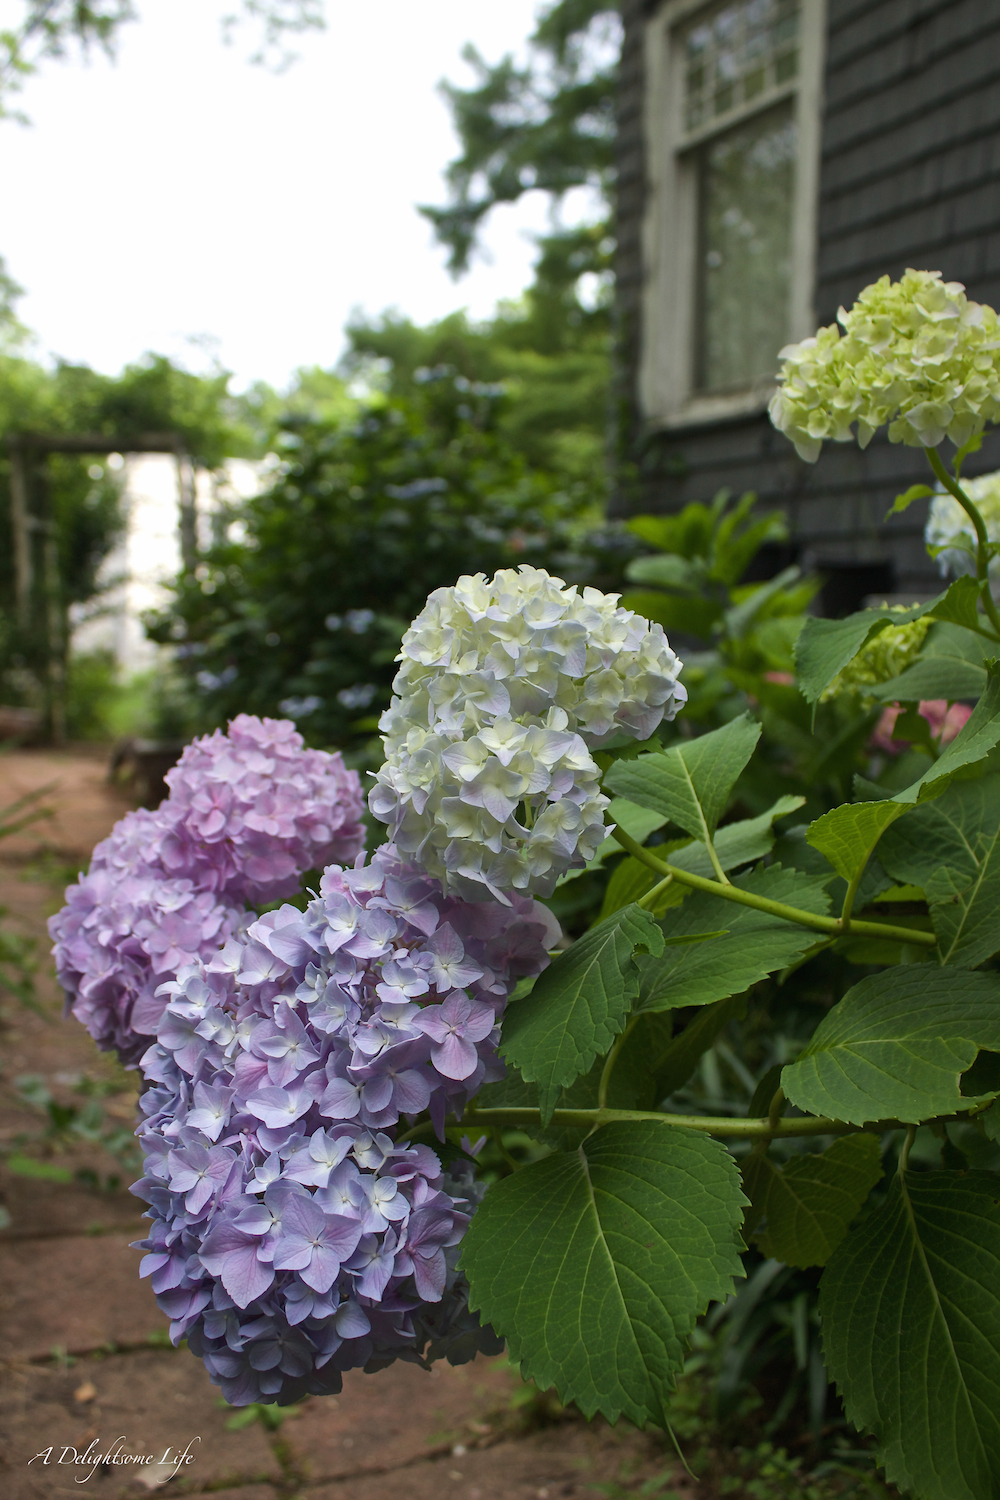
[5,429,199,743]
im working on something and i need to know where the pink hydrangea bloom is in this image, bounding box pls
[50,717,365,1067]
[161,714,365,903]
[870,699,974,755]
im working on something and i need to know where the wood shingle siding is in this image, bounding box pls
[616,0,1000,605]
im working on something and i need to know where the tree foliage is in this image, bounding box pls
[146,368,613,748]
[0,0,325,119]
[420,0,620,278]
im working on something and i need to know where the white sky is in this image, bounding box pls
[1,0,567,390]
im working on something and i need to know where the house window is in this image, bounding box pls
[696,100,797,391]
[683,0,800,131]
[640,0,824,425]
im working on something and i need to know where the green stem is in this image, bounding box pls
[706,836,730,885]
[839,867,864,931]
[637,873,675,910]
[925,446,1000,637]
[598,1015,638,1109]
[898,1123,917,1175]
[462,1104,972,1140]
[767,1086,787,1132]
[610,825,938,948]
[493,1126,521,1172]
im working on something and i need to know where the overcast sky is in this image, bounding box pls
[1,0,563,389]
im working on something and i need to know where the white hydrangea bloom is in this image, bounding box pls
[769,270,1000,462]
[369,566,686,901]
[926,469,1000,579]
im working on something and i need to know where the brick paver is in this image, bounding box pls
[0,1351,282,1499]
[282,1357,520,1483]
[0,1233,161,1360]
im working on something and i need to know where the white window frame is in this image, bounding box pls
[639,0,826,429]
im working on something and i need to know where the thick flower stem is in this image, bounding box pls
[597,1015,639,1109]
[925,446,1000,638]
[610,825,938,947]
[462,1105,942,1140]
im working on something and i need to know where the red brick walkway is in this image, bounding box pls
[0,751,686,1500]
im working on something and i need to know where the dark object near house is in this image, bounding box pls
[108,739,182,809]
[614,0,1000,603]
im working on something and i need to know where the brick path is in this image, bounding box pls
[0,751,688,1500]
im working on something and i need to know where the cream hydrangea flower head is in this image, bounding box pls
[769,270,1000,462]
[820,610,930,703]
[369,566,686,901]
[926,469,1000,579]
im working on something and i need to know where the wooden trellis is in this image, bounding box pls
[4,431,198,744]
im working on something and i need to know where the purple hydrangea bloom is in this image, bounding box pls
[49,716,365,1067]
[129,843,555,1404]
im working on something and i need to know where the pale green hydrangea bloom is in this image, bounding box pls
[369,566,686,901]
[925,469,1000,579]
[820,611,931,702]
[769,270,1000,462]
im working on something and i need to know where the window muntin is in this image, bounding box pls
[695,101,796,392]
[683,0,800,135]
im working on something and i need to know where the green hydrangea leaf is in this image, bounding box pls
[600,794,805,920]
[605,713,761,843]
[806,799,910,885]
[653,994,747,1100]
[499,904,664,1122]
[461,1121,747,1428]
[621,589,722,641]
[879,775,1000,967]
[869,655,988,702]
[749,1134,883,1268]
[894,661,1000,805]
[782,967,1000,1124]
[637,864,831,1014]
[625,553,701,592]
[885,482,934,517]
[821,1170,1000,1500]
[794,579,987,704]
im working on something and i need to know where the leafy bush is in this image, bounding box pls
[149,370,611,746]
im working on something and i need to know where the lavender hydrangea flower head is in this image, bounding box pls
[161,713,365,903]
[50,717,365,1067]
[369,567,686,901]
[130,843,554,1403]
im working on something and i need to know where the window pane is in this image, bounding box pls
[683,0,800,134]
[695,101,796,393]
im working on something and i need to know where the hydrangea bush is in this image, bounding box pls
[130,843,554,1403]
[50,715,365,1065]
[54,509,1000,1498]
[370,566,685,900]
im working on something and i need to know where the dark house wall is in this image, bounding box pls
[614,0,1000,609]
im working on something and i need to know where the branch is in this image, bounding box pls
[610,826,938,948]
[461,1105,957,1140]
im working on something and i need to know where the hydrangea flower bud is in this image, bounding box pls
[50,716,365,1067]
[130,843,555,1404]
[925,469,1000,579]
[369,566,685,900]
[769,270,1000,462]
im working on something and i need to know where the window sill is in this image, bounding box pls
[653,386,775,432]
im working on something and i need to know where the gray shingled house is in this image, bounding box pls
[613,0,1000,613]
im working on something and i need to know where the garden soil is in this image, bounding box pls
[0,749,688,1500]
